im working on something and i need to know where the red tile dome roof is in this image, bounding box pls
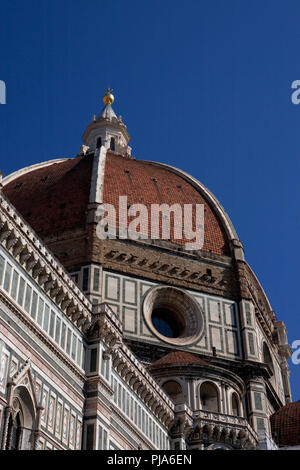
[3,152,233,256]
[271,400,300,447]
[3,155,93,235]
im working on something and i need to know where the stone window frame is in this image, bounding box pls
[142,285,205,347]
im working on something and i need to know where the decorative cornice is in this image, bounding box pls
[245,272,275,340]
[190,410,258,449]
[82,115,130,146]
[0,192,92,332]
[100,241,237,299]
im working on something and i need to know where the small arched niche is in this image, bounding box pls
[200,381,220,413]
[162,380,184,405]
[231,392,240,417]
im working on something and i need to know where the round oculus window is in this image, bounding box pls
[143,286,204,346]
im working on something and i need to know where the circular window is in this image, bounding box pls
[143,286,204,346]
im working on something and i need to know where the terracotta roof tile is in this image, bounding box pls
[3,155,93,236]
[3,152,230,256]
[103,153,230,255]
[271,400,300,447]
[150,350,210,367]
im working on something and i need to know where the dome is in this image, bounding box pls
[3,151,235,260]
[270,401,300,447]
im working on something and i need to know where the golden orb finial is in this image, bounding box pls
[103,88,114,105]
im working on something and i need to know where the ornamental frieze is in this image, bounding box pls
[98,239,238,299]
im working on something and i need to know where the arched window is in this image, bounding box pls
[263,343,274,376]
[4,386,36,450]
[162,380,183,405]
[110,137,115,151]
[96,137,102,149]
[200,382,219,412]
[231,393,240,416]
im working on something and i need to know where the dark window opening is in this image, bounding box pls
[90,348,97,372]
[152,308,181,338]
[231,393,240,416]
[9,412,22,450]
[93,268,100,291]
[82,267,89,291]
[86,424,94,450]
[110,137,115,151]
[96,137,102,149]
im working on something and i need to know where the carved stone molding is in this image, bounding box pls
[0,193,92,333]
[95,239,237,299]
[188,410,258,450]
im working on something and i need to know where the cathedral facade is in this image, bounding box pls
[0,90,296,450]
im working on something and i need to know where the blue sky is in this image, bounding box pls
[0,0,300,399]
